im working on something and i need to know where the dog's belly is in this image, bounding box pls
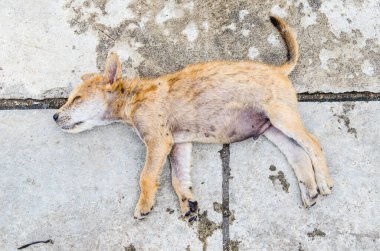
[225,109,271,143]
[172,107,271,144]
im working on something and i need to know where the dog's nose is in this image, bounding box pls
[53,113,59,121]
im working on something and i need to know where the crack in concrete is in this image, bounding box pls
[1,92,379,110]
[219,144,231,251]
[297,91,380,102]
[0,98,67,110]
[213,202,235,224]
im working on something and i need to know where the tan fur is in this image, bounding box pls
[55,16,333,219]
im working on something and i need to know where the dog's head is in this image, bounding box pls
[54,53,123,133]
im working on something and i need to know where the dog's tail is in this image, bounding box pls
[270,16,299,75]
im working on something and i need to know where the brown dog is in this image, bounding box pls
[54,16,334,219]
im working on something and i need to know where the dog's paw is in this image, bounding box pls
[316,173,334,196]
[181,200,199,222]
[299,182,319,208]
[134,199,154,220]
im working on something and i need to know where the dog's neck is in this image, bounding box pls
[108,77,152,124]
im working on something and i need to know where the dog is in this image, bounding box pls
[54,16,334,220]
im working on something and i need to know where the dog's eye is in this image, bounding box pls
[72,96,82,103]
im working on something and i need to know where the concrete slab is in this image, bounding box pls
[0,0,98,99]
[1,0,379,99]
[0,111,223,250]
[229,102,380,250]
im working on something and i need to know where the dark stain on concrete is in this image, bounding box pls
[307,228,326,238]
[180,209,221,251]
[92,0,108,15]
[213,201,223,213]
[62,0,380,94]
[92,20,137,71]
[66,5,97,35]
[269,164,277,171]
[64,0,288,76]
[124,244,136,251]
[166,208,175,214]
[42,87,70,99]
[269,170,290,193]
[298,242,305,251]
[307,0,322,11]
[197,211,221,251]
[334,103,358,138]
[230,240,240,251]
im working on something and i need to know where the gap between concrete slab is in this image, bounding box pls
[219,144,231,251]
[1,92,380,110]
[297,92,380,102]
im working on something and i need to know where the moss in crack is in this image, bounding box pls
[269,170,290,193]
[213,202,235,223]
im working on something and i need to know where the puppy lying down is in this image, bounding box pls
[54,16,333,220]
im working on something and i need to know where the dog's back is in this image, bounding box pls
[150,16,299,144]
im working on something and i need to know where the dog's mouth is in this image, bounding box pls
[61,121,84,130]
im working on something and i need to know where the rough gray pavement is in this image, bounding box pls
[230,102,380,250]
[0,0,379,99]
[1,102,379,250]
[0,110,223,250]
[1,0,380,250]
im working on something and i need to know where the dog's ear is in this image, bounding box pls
[81,73,97,81]
[104,52,122,84]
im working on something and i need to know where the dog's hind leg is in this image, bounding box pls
[169,143,198,220]
[264,126,319,207]
[264,103,334,196]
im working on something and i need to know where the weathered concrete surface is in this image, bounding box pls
[1,0,379,99]
[0,111,223,250]
[230,102,380,250]
[1,103,379,250]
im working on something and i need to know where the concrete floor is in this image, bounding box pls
[0,0,379,250]
[1,102,379,250]
[229,102,380,250]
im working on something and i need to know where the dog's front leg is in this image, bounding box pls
[134,135,173,219]
[169,143,198,220]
